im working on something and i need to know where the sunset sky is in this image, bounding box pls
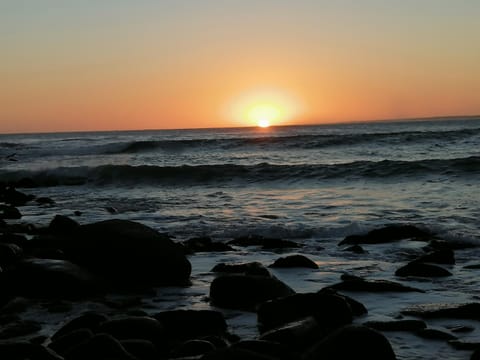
[1,0,479,133]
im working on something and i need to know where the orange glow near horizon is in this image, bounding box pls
[226,89,304,128]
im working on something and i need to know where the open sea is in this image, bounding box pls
[1,116,480,359]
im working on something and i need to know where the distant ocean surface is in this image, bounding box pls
[2,117,480,359]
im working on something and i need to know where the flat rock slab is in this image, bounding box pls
[402,303,480,320]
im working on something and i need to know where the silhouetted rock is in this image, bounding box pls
[211,261,271,276]
[0,233,27,247]
[0,243,23,266]
[98,316,165,345]
[303,325,397,360]
[464,264,480,269]
[0,205,21,220]
[339,224,431,246]
[0,341,63,360]
[260,317,323,351]
[416,328,457,341]
[269,254,318,269]
[402,303,480,320]
[257,292,352,333]
[342,244,366,253]
[49,328,94,356]
[3,258,96,298]
[52,312,108,340]
[154,309,227,340]
[171,339,216,358]
[1,187,33,206]
[232,340,300,360]
[183,236,234,253]
[65,333,137,360]
[228,235,300,249]
[364,319,427,332]
[64,219,191,287]
[395,261,452,277]
[0,319,41,339]
[328,274,424,292]
[36,197,55,205]
[48,215,79,235]
[201,346,278,360]
[415,248,455,264]
[121,339,158,360]
[210,273,295,310]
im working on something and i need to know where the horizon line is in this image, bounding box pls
[1,113,479,136]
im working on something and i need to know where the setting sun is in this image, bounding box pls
[226,89,303,128]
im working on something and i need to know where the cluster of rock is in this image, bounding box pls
[2,184,480,359]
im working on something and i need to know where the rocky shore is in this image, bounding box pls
[1,182,480,359]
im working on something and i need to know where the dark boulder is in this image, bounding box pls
[0,319,41,339]
[0,243,23,266]
[402,303,480,319]
[304,324,397,360]
[201,346,279,360]
[364,319,427,332]
[64,333,137,360]
[395,261,452,277]
[415,248,455,264]
[228,235,300,249]
[257,292,352,333]
[211,261,270,277]
[232,340,300,360]
[0,205,22,220]
[318,288,368,316]
[183,236,234,253]
[63,219,191,287]
[0,233,27,247]
[269,254,318,269]
[121,339,158,360]
[97,316,165,346]
[259,317,324,350]
[52,312,108,340]
[0,341,63,360]
[154,309,227,340]
[416,328,457,341]
[48,328,94,356]
[339,224,431,246]
[210,273,295,310]
[48,215,79,236]
[170,339,216,358]
[3,258,96,298]
[1,187,34,206]
[328,274,424,292]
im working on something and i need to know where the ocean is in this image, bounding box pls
[1,116,480,359]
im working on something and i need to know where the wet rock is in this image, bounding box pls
[64,219,191,287]
[402,303,480,319]
[328,274,424,292]
[154,309,227,340]
[3,258,96,298]
[171,339,216,358]
[0,319,41,339]
[48,328,94,356]
[65,333,137,360]
[0,341,63,360]
[228,235,301,249]
[415,248,455,264]
[211,261,271,277]
[259,317,324,350]
[257,292,352,333]
[416,328,457,341]
[303,325,397,360]
[269,254,318,269]
[473,348,480,360]
[14,178,39,188]
[464,264,480,269]
[48,215,79,235]
[232,340,300,360]
[1,187,34,206]
[36,197,55,205]
[98,316,165,346]
[0,233,27,247]
[0,205,22,219]
[0,242,23,266]
[0,218,6,228]
[183,236,234,253]
[339,224,431,246]
[52,312,108,340]
[121,339,158,360]
[395,261,452,277]
[448,340,480,350]
[318,288,368,316]
[448,325,475,333]
[363,319,427,332]
[209,273,295,310]
[201,346,278,360]
[342,244,366,253]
